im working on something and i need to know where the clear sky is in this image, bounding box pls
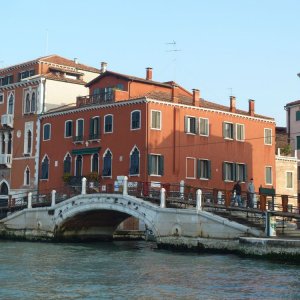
[1,0,300,126]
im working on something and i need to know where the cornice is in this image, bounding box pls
[0,77,42,90]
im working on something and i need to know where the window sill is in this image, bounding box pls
[130,127,141,131]
[129,174,140,177]
[149,174,162,177]
[199,177,209,181]
[224,137,234,141]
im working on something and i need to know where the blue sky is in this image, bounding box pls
[1,0,300,126]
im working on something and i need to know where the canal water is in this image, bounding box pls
[0,240,299,299]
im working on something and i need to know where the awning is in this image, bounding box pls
[71,147,100,156]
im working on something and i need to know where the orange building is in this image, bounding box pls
[38,66,276,195]
[0,55,99,205]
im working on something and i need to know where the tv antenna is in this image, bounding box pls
[165,40,182,81]
[228,88,233,96]
[166,40,182,52]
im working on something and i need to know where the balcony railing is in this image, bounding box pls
[1,114,13,128]
[0,154,12,167]
[88,133,101,141]
[73,135,84,143]
[77,92,114,107]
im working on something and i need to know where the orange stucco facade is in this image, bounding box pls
[39,69,276,195]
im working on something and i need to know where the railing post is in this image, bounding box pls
[180,180,184,199]
[196,189,202,211]
[51,190,56,207]
[27,192,32,209]
[123,176,128,196]
[82,177,87,195]
[160,188,166,208]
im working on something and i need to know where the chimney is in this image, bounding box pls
[230,96,236,113]
[146,67,152,80]
[249,99,255,116]
[192,89,200,107]
[172,83,179,103]
[101,62,107,73]
[74,58,78,64]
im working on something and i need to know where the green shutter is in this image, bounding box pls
[89,118,94,136]
[207,160,211,179]
[243,164,247,182]
[296,111,300,121]
[297,136,300,150]
[197,159,201,178]
[233,163,237,181]
[159,156,164,176]
[222,123,226,137]
[232,124,236,139]
[147,155,152,175]
[184,116,188,133]
[222,162,226,180]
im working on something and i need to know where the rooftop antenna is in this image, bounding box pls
[228,88,233,96]
[165,40,182,81]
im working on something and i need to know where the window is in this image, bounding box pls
[7,133,12,154]
[24,122,33,155]
[8,93,14,114]
[130,147,140,175]
[0,92,4,103]
[104,115,113,133]
[63,154,72,174]
[91,153,99,173]
[298,166,300,181]
[19,69,35,81]
[65,120,73,138]
[148,154,164,176]
[24,167,30,186]
[223,122,234,139]
[103,150,112,177]
[199,118,209,136]
[236,124,245,141]
[89,117,100,140]
[25,93,30,113]
[41,156,49,180]
[186,157,196,179]
[197,159,211,179]
[0,75,13,86]
[43,124,51,141]
[265,166,272,185]
[287,172,293,189]
[236,163,247,182]
[151,110,161,130]
[264,128,272,145]
[26,131,32,154]
[223,162,247,182]
[75,119,84,142]
[31,92,36,112]
[131,110,141,130]
[296,111,300,121]
[75,155,83,177]
[184,116,197,134]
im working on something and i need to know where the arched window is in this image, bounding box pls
[130,147,140,175]
[41,155,49,180]
[31,92,36,112]
[91,153,99,173]
[131,110,141,130]
[25,93,30,113]
[43,124,51,141]
[103,150,112,177]
[75,155,83,177]
[8,93,14,114]
[0,182,8,195]
[8,133,12,154]
[24,167,30,186]
[1,133,5,154]
[63,153,72,174]
[26,130,32,154]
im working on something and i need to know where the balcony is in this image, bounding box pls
[73,135,84,144]
[1,114,13,128]
[0,154,12,168]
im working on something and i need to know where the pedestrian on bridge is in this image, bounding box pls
[247,178,255,208]
[232,181,242,207]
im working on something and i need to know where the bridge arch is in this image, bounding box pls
[52,194,160,241]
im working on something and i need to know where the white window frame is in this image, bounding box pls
[75,155,83,177]
[236,123,245,141]
[151,110,161,130]
[199,118,209,136]
[185,116,197,135]
[286,171,293,189]
[64,120,73,138]
[198,159,210,180]
[104,114,114,133]
[7,91,14,115]
[43,123,51,141]
[186,157,196,179]
[76,118,84,138]
[90,153,99,173]
[24,166,30,186]
[130,110,141,130]
[223,122,234,140]
[148,153,163,176]
[223,161,235,182]
[24,121,33,155]
[264,128,272,145]
[236,163,246,182]
[265,166,273,185]
[102,148,113,178]
[129,146,140,176]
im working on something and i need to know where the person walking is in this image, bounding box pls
[247,178,255,208]
[232,180,242,207]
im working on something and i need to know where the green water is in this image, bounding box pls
[0,240,299,299]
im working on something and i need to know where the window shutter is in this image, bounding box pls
[207,160,211,179]
[89,118,94,136]
[147,155,152,175]
[243,164,247,182]
[195,118,199,134]
[222,123,226,137]
[184,116,188,133]
[159,156,164,176]
[232,124,236,139]
[222,162,226,180]
[233,163,237,181]
[197,159,201,178]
